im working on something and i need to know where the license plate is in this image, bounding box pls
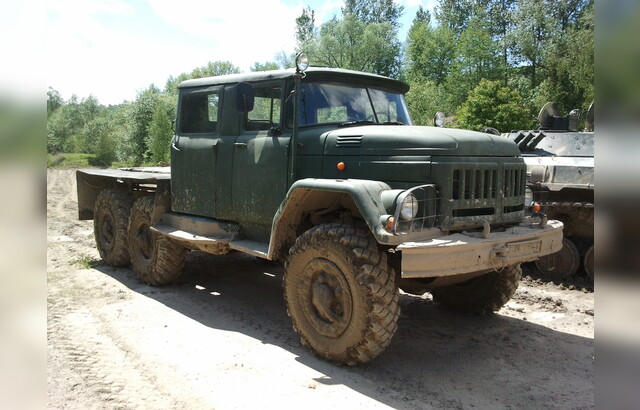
[505,239,542,257]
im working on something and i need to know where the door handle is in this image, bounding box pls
[234,142,247,147]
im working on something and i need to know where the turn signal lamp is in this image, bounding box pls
[386,216,395,230]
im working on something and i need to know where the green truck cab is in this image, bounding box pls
[77,56,563,365]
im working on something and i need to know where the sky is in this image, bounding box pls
[44,0,437,106]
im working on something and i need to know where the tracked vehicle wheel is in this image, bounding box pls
[583,245,594,280]
[94,189,133,266]
[128,197,185,285]
[535,238,580,281]
[284,224,400,366]
[432,264,521,315]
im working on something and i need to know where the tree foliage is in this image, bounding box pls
[301,10,402,78]
[47,0,593,162]
[164,61,240,95]
[342,0,404,28]
[456,79,534,131]
[406,0,593,129]
[146,95,174,164]
[295,6,316,50]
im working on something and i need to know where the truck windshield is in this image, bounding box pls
[295,82,411,127]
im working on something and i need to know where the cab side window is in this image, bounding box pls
[181,92,219,134]
[246,87,281,131]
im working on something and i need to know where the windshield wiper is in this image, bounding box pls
[338,120,376,127]
[382,121,404,125]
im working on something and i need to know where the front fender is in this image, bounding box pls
[268,179,397,260]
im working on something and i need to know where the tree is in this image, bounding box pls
[309,14,402,77]
[123,85,162,164]
[406,12,455,84]
[250,61,280,72]
[146,95,175,164]
[342,0,404,28]
[47,87,63,117]
[456,79,533,132]
[83,116,117,166]
[295,6,316,50]
[435,0,474,33]
[405,80,456,126]
[47,94,102,154]
[165,61,240,95]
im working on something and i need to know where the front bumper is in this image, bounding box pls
[397,220,563,278]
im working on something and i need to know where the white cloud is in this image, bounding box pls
[1,0,45,100]
[142,0,301,69]
[46,0,305,105]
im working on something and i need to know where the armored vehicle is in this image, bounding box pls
[505,102,594,282]
[77,55,563,365]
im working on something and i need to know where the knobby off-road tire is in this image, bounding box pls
[284,223,400,366]
[128,197,185,285]
[431,264,522,315]
[94,189,133,267]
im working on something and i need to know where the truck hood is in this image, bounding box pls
[322,125,521,157]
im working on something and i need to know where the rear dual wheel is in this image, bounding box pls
[93,189,133,266]
[128,197,185,285]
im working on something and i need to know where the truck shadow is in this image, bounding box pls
[97,251,593,409]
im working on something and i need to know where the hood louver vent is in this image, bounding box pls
[336,136,363,148]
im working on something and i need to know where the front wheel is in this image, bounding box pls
[128,197,185,285]
[431,264,521,315]
[284,224,400,366]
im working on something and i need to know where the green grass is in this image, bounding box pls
[47,153,96,168]
[72,255,99,269]
[47,153,162,168]
[47,153,160,169]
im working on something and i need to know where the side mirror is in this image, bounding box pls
[236,82,255,112]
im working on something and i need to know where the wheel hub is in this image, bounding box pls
[304,259,352,338]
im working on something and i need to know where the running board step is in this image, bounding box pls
[155,212,239,239]
[229,240,269,259]
[151,212,239,254]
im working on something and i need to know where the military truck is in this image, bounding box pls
[504,103,594,283]
[77,54,563,365]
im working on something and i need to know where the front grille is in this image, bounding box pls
[503,167,525,198]
[452,169,498,200]
[451,164,524,203]
[433,158,526,229]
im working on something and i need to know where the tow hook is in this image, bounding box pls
[482,220,491,238]
[531,212,548,228]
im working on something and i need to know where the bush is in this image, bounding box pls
[456,79,535,133]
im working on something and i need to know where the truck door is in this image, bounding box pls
[231,84,289,237]
[171,86,223,218]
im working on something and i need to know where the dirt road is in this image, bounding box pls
[47,168,594,409]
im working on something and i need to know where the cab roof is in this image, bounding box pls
[178,67,410,94]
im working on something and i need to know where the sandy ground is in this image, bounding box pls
[47,168,594,409]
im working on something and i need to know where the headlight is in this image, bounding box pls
[295,53,309,72]
[399,194,419,220]
[524,187,533,207]
[434,112,445,127]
